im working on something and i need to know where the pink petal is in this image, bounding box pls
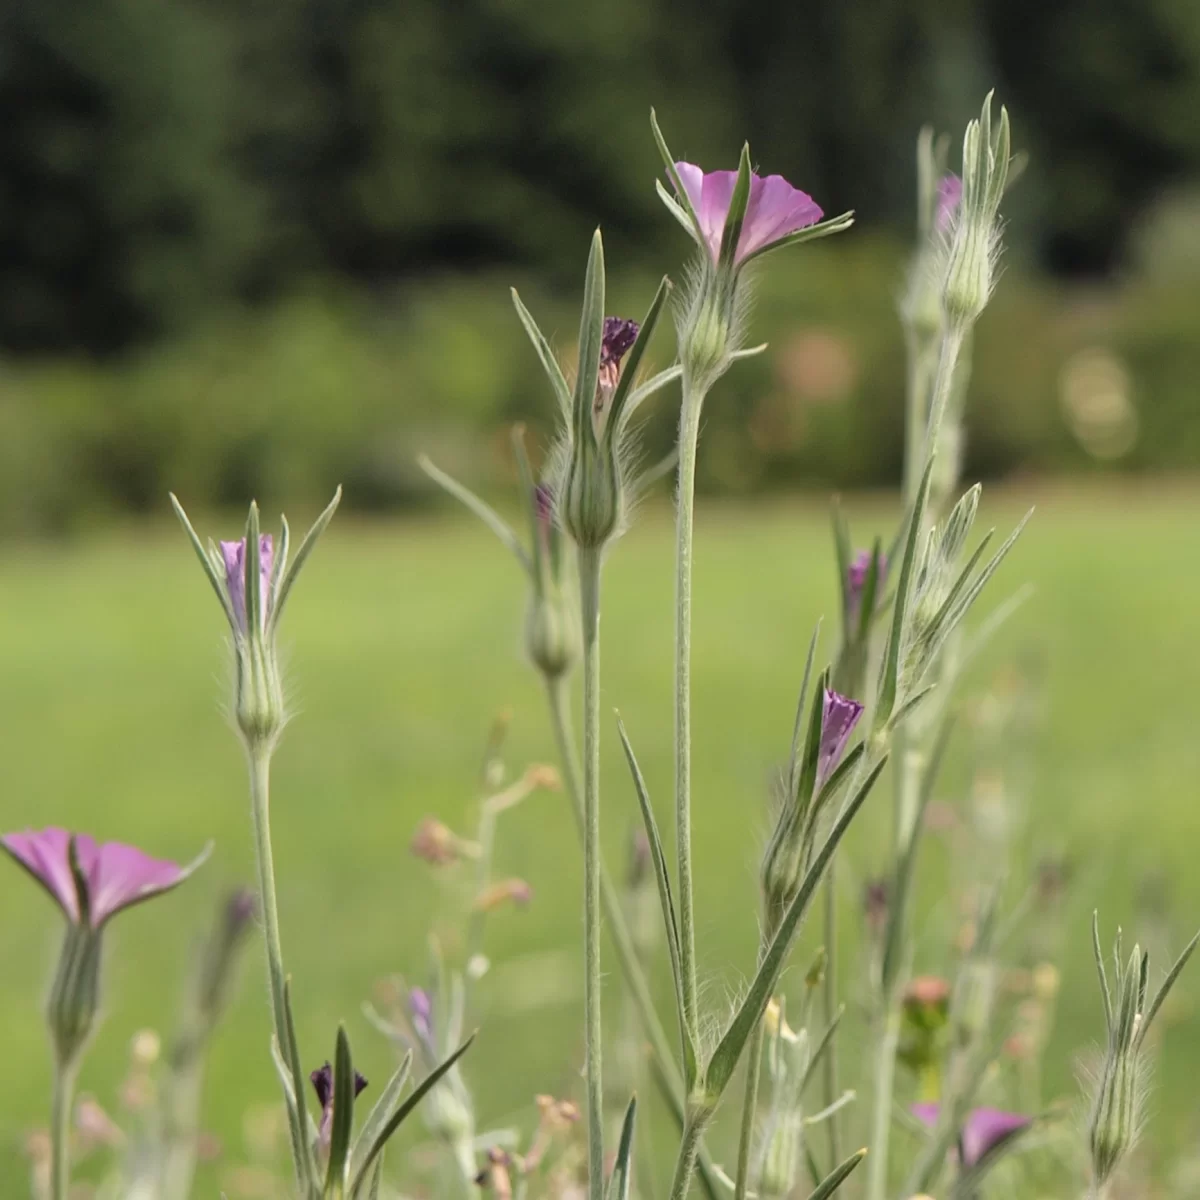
[1,827,80,920]
[738,174,823,262]
[88,841,186,926]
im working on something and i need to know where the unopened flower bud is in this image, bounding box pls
[526,591,577,679]
[410,817,462,867]
[47,923,103,1067]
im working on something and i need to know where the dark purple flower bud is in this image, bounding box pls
[816,688,864,788]
[596,317,640,407]
[936,174,963,232]
[912,1103,1030,1167]
[310,1062,368,1144]
[219,534,274,635]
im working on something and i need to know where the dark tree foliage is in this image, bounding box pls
[1,0,1199,352]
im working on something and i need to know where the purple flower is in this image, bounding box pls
[409,986,434,1044]
[936,174,963,232]
[219,534,274,634]
[848,549,887,616]
[1,828,192,928]
[816,688,864,788]
[674,163,823,265]
[597,316,640,401]
[310,1062,369,1145]
[912,1103,1031,1167]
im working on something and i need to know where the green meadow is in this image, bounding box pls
[1,485,1198,1191]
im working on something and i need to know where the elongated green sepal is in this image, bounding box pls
[272,487,342,633]
[650,109,703,240]
[739,212,856,265]
[349,1053,413,1182]
[716,144,754,272]
[511,287,573,420]
[804,1147,867,1200]
[169,492,237,627]
[324,1025,356,1195]
[603,276,672,447]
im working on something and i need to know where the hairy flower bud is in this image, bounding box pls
[47,923,103,1067]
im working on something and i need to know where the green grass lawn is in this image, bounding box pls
[1,485,1199,1194]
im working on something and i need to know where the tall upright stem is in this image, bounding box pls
[674,387,703,1044]
[820,873,841,1164]
[50,1058,77,1200]
[248,746,311,1194]
[733,1016,766,1199]
[865,1010,900,1200]
[579,547,606,1200]
[669,1113,711,1200]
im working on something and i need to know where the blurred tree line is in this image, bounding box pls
[4,0,1200,355]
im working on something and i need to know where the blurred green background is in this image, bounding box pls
[2,0,1200,1194]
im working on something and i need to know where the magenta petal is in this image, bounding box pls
[912,1102,940,1130]
[2,828,81,920]
[87,842,186,926]
[220,534,274,634]
[699,171,740,261]
[816,688,865,787]
[963,1108,1030,1166]
[937,174,963,232]
[738,174,823,261]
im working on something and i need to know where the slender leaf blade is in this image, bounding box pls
[804,1147,867,1200]
[349,1052,413,1180]
[510,288,572,417]
[325,1025,356,1193]
[606,1094,638,1200]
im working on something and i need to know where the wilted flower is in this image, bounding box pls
[473,878,534,912]
[912,1103,1030,1167]
[597,317,640,404]
[410,817,464,867]
[672,164,824,267]
[310,1062,368,1147]
[475,1146,515,1197]
[816,688,865,788]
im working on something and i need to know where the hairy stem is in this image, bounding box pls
[865,1010,901,1200]
[579,547,606,1200]
[545,677,722,1200]
[675,386,704,1048]
[50,1058,77,1200]
[821,868,842,1165]
[669,1111,712,1200]
[733,1017,767,1199]
[248,747,311,1194]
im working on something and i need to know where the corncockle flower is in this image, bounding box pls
[816,688,865,789]
[310,1061,368,1147]
[912,1103,1030,1168]
[673,164,824,267]
[597,317,640,403]
[2,828,205,1067]
[170,489,341,749]
[651,111,853,393]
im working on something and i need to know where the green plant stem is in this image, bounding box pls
[902,330,936,503]
[50,1058,77,1200]
[544,677,722,1200]
[920,325,965,483]
[733,1017,766,1200]
[675,386,703,1047]
[248,746,311,1194]
[865,1010,900,1200]
[669,1112,711,1200]
[579,546,605,1200]
[820,870,842,1165]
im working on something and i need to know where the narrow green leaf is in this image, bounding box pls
[616,714,697,1088]
[882,715,956,993]
[785,625,822,803]
[272,487,342,631]
[349,1053,413,1182]
[853,538,885,646]
[739,212,856,265]
[792,668,831,819]
[349,1035,476,1193]
[604,276,672,445]
[831,501,852,624]
[875,460,934,734]
[705,755,888,1097]
[573,230,606,447]
[282,979,317,1187]
[325,1025,356,1194]
[624,363,683,425]
[417,456,531,576]
[804,1147,867,1200]
[606,1094,637,1200]
[888,684,936,732]
[926,530,996,640]
[650,109,703,239]
[941,509,1033,635]
[510,287,572,419]
[365,1156,384,1200]
[803,743,866,841]
[245,501,263,636]
[800,1004,845,1093]
[272,514,291,609]
[170,492,235,627]
[1137,926,1200,1049]
[270,1034,310,1191]
[717,144,754,269]
[510,427,542,582]
[655,179,697,236]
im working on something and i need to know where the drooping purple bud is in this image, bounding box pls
[912,1103,1030,1167]
[219,534,274,635]
[310,1062,369,1144]
[596,317,641,406]
[936,174,963,232]
[816,689,864,788]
